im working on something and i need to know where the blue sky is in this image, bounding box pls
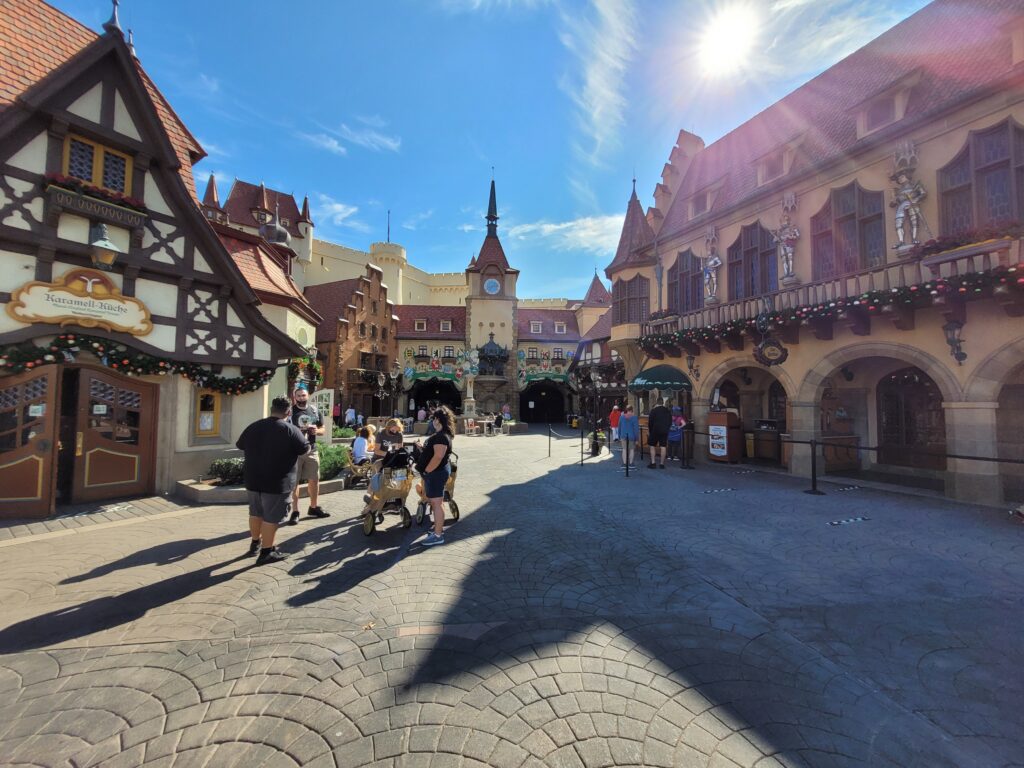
[56,0,929,298]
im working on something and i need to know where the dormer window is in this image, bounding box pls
[865,96,896,131]
[530,321,543,333]
[440,320,452,332]
[555,322,566,334]
[691,191,708,217]
[762,151,785,183]
[280,217,291,228]
[64,135,132,195]
[414,319,426,332]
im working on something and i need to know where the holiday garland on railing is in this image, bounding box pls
[287,355,323,390]
[639,265,1024,354]
[0,333,276,394]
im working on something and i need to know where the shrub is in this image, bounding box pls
[332,425,356,438]
[317,443,351,480]
[208,457,245,485]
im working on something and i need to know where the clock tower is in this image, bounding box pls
[466,179,518,353]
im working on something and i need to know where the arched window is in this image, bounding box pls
[612,275,650,324]
[939,119,1024,235]
[668,249,703,314]
[727,223,777,300]
[811,182,885,280]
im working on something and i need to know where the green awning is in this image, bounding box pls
[628,364,692,392]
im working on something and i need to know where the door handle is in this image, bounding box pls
[75,432,83,457]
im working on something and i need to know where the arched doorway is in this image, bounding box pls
[997,364,1024,503]
[519,381,566,424]
[877,366,946,470]
[408,379,462,415]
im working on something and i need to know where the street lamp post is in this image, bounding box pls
[585,368,601,456]
[389,361,401,417]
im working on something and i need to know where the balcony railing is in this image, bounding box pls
[641,238,1020,337]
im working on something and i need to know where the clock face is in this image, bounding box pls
[484,278,501,295]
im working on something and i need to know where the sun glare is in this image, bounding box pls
[698,4,760,78]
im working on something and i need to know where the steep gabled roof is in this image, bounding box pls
[518,309,581,342]
[471,235,517,273]
[582,273,612,307]
[658,0,1024,239]
[0,0,205,198]
[224,180,305,237]
[581,308,612,342]
[304,279,361,343]
[605,185,655,278]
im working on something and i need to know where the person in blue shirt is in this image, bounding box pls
[617,404,640,469]
[352,428,371,465]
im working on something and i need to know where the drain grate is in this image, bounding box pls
[702,488,735,494]
[828,516,869,526]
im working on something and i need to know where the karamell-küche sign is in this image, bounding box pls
[6,268,153,336]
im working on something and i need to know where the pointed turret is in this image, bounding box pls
[486,179,498,238]
[604,181,655,278]
[251,182,271,224]
[469,179,515,273]
[298,195,313,226]
[201,174,226,223]
[582,273,612,307]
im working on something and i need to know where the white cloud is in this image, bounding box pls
[197,73,220,94]
[401,210,434,230]
[356,114,389,128]
[441,0,552,11]
[299,132,348,156]
[196,138,228,158]
[457,223,478,233]
[507,214,622,257]
[335,123,402,153]
[314,193,370,233]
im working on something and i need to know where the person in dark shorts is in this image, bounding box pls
[236,396,309,565]
[416,406,454,546]
[288,387,327,524]
[647,397,672,469]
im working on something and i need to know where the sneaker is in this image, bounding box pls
[647,462,656,469]
[256,547,288,565]
[362,494,372,504]
[246,539,260,556]
[286,511,299,527]
[423,532,445,546]
[308,506,330,518]
[659,464,666,470]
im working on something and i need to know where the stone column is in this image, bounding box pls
[691,401,710,461]
[943,401,1002,505]
[786,400,821,479]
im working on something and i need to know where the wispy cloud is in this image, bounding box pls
[298,132,348,156]
[334,122,402,153]
[557,0,638,203]
[196,73,220,94]
[441,0,552,11]
[507,214,622,257]
[457,223,478,233]
[196,138,228,158]
[314,193,370,233]
[401,210,434,230]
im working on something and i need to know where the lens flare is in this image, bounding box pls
[698,3,760,78]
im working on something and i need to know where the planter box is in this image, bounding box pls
[175,476,347,505]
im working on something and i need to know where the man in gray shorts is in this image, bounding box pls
[236,396,310,565]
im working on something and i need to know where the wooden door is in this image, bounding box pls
[71,367,158,503]
[877,367,946,470]
[0,366,60,519]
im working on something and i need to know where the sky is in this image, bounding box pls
[55,0,930,299]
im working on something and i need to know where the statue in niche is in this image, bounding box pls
[772,213,800,279]
[702,226,721,303]
[890,140,926,249]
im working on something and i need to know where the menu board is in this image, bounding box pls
[709,424,728,457]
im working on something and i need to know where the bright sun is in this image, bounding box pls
[698,4,760,78]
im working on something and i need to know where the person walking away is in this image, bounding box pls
[618,405,639,469]
[288,387,328,524]
[345,404,356,427]
[356,412,364,427]
[647,397,672,469]
[667,406,684,462]
[417,407,454,546]
[236,397,309,564]
[608,405,621,444]
[352,428,371,465]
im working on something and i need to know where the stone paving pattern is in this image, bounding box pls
[0,432,1021,767]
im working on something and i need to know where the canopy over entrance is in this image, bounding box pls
[628,364,693,392]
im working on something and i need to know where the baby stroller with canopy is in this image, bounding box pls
[360,446,416,535]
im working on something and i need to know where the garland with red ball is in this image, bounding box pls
[639,265,1024,354]
[0,333,276,394]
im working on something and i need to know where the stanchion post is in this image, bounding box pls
[580,421,584,466]
[804,438,825,495]
[625,436,630,477]
[548,422,551,458]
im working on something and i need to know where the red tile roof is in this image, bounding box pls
[0,1,205,199]
[395,306,467,340]
[581,308,612,342]
[304,278,361,343]
[605,186,655,277]
[214,224,320,325]
[468,234,517,273]
[224,180,305,237]
[581,274,612,307]
[657,0,1024,241]
[517,308,581,342]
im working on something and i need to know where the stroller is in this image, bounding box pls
[414,452,460,526]
[360,448,416,535]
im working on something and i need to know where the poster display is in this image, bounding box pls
[709,424,728,457]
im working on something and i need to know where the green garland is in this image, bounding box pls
[287,355,323,390]
[639,265,1024,353]
[0,333,276,394]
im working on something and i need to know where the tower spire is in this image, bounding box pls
[103,0,122,35]
[486,179,498,237]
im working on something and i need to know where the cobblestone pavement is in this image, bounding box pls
[1,431,1022,767]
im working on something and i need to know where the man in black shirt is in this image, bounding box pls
[288,387,327,524]
[647,396,673,469]
[236,396,309,564]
